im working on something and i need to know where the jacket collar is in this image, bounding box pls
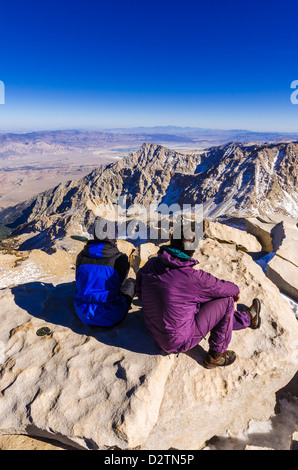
[158,245,198,268]
[83,239,118,259]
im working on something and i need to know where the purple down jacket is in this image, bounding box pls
[136,247,240,354]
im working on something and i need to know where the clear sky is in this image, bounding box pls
[0,0,298,132]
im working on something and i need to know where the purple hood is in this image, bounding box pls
[136,247,239,354]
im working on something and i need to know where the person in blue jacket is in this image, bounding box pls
[74,221,136,327]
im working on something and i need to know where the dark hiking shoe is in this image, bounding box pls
[203,350,237,369]
[246,298,261,329]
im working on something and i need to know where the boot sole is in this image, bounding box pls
[251,298,261,329]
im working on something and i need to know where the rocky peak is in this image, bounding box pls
[0,141,297,246]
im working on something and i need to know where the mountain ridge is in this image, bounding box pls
[0,140,297,246]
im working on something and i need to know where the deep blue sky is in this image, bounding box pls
[0,0,298,132]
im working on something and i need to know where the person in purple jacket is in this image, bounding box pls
[136,227,261,369]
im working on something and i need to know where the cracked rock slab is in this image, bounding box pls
[267,256,298,303]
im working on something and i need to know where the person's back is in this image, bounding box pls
[74,222,135,327]
[136,247,204,353]
[136,228,261,368]
[75,239,130,326]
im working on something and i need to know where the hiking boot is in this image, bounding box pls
[246,298,261,329]
[203,350,237,369]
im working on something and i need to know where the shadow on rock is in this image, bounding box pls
[11,281,162,356]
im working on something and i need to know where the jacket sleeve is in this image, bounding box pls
[193,268,240,302]
[114,253,130,284]
[135,270,142,300]
[75,250,84,275]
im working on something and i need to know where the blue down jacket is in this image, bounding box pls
[74,240,130,326]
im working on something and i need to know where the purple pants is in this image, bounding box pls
[194,297,251,353]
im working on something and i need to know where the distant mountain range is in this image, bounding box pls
[104,125,298,142]
[0,140,297,249]
[1,127,298,160]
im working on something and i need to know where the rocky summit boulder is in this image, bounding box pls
[245,215,298,302]
[0,238,297,450]
[245,217,277,252]
[203,220,262,253]
[245,215,297,254]
[267,256,298,303]
[130,242,160,273]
